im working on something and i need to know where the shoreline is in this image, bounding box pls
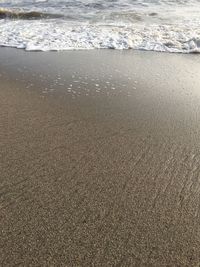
[1,48,200,266]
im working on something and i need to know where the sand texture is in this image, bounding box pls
[1,49,200,266]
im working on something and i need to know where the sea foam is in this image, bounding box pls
[0,0,200,53]
[0,19,200,53]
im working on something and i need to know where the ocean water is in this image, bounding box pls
[0,0,200,52]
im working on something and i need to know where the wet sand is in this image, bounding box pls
[1,48,200,266]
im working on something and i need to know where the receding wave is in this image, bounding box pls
[0,0,200,54]
[0,19,200,53]
[0,8,63,20]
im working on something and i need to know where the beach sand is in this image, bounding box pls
[1,48,200,266]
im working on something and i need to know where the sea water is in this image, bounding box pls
[0,0,200,52]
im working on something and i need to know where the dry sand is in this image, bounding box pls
[1,48,200,266]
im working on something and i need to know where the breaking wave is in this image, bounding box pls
[0,0,200,53]
[0,8,63,20]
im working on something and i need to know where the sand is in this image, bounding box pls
[1,48,200,266]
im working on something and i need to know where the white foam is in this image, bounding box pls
[0,19,200,53]
[1,0,200,53]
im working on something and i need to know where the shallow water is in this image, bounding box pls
[0,0,200,52]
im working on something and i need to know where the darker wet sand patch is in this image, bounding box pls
[0,48,200,266]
